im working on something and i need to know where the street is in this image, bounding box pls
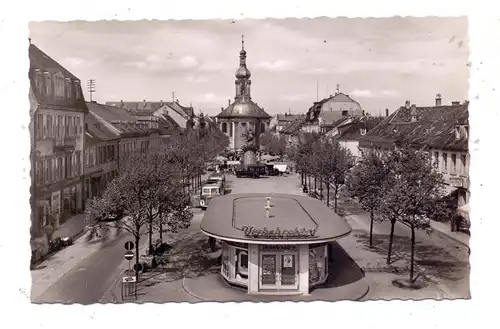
[31,173,470,302]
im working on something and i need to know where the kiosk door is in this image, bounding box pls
[260,253,278,289]
[259,252,299,291]
[279,253,298,290]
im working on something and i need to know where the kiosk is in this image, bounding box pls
[200,193,352,295]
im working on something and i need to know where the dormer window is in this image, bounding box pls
[44,72,52,96]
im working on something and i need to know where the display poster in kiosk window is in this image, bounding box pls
[283,255,293,268]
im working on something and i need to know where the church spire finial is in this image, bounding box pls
[241,34,245,51]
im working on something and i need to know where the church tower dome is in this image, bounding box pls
[235,35,251,79]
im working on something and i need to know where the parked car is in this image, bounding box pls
[235,164,265,178]
[199,183,223,210]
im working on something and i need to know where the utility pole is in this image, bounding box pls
[87,79,96,102]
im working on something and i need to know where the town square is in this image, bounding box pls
[27,17,470,303]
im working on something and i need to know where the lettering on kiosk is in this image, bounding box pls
[241,225,317,239]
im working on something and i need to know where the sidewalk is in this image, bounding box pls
[53,213,87,239]
[430,220,470,247]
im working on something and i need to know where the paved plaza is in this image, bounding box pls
[31,173,470,303]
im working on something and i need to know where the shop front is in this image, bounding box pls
[201,193,351,295]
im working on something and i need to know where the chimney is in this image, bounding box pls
[176,98,179,104]
[405,100,411,109]
[362,110,365,116]
[436,93,442,107]
[29,38,31,45]
[452,101,460,106]
[228,98,231,106]
[385,108,389,117]
[120,100,124,108]
[410,104,417,122]
[160,99,163,106]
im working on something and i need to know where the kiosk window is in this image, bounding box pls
[236,249,248,276]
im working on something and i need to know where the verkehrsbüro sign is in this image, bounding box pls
[241,225,317,239]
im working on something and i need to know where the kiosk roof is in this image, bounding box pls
[201,193,352,244]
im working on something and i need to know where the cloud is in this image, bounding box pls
[256,60,295,72]
[350,89,400,98]
[186,75,208,83]
[335,60,426,74]
[62,57,95,68]
[178,55,199,69]
[198,61,225,72]
[299,67,328,75]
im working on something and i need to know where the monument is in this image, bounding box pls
[242,128,258,166]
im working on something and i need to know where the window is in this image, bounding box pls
[76,117,81,136]
[461,154,467,176]
[36,160,43,185]
[65,78,72,99]
[236,249,248,277]
[44,73,52,96]
[36,114,43,139]
[58,157,63,180]
[260,122,265,134]
[47,115,53,138]
[451,154,457,175]
[76,152,81,175]
[229,122,233,137]
[74,81,81,100]
[442,152,448,173]
[44,159,49,184]
[65,155,71,179]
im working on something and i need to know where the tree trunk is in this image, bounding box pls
[326,184,330,207]
[314,176,317,194]
[387,220,396,265]
[159,221,163,243]
[334,185,338,213]
[369,210,374,248]
[410,225,416,282]
[148,218,153,255]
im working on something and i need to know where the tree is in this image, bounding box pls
[346,150,391,247]
[260,132,287,158]
[380,145,449,276]
[291,132,320,188]
[313,136,354,212]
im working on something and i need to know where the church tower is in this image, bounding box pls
[234,34,252,100]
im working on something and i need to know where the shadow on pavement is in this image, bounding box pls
[313,242,365,290]
[354,232,469,281]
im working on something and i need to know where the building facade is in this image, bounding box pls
[83,101,161,204]
[29,43,88,237]
[359,97,470,213]
[272,112,306,134]
[215,36,272,150]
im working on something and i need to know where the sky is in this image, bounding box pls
[29,17,469,116]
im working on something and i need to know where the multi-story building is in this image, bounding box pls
[272,112,306,134]
[302,89,364,134]
[29,42,88,237]
[359,96,470,211]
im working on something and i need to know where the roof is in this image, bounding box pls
[105,101,164,113]
[359,103,469,151]
[276,113,306,124]
[29,44,88,112]
[306,92,362,122]
[85,111,118,144]
[320,112,350,126]
[280,120,303,135]
[86,101,152,136]
[201,193,352,244]
[335,116,385,141]
[217,98,272,119]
